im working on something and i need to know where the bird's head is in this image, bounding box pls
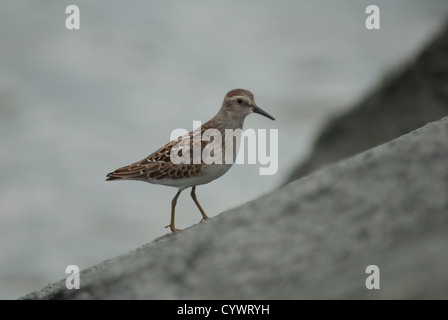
[220,89,275,121]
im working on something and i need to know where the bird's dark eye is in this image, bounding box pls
[237,98,243,104]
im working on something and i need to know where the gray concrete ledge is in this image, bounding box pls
[21,117,448,299]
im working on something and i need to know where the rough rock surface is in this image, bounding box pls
[21,117,448,299]
[285,20,448,184]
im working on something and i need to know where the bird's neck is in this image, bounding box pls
[212,109,246,131]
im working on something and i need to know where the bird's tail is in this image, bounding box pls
[105,173,122,181]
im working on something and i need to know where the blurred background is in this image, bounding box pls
[1,0,448,299]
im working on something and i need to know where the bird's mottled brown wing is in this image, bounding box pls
[106,123,217,181]
[105,159,203,181]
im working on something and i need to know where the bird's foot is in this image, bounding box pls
[165,224,183,232]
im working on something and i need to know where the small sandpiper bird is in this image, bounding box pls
[106,89,275,232]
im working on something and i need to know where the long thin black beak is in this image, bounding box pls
[252,105,275,121]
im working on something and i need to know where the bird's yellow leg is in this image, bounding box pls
[190,186,209,222]
[165,189,183,232]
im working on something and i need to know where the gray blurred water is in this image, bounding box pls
[1,0,447,299]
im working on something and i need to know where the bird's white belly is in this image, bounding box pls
[147,163,233,189]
